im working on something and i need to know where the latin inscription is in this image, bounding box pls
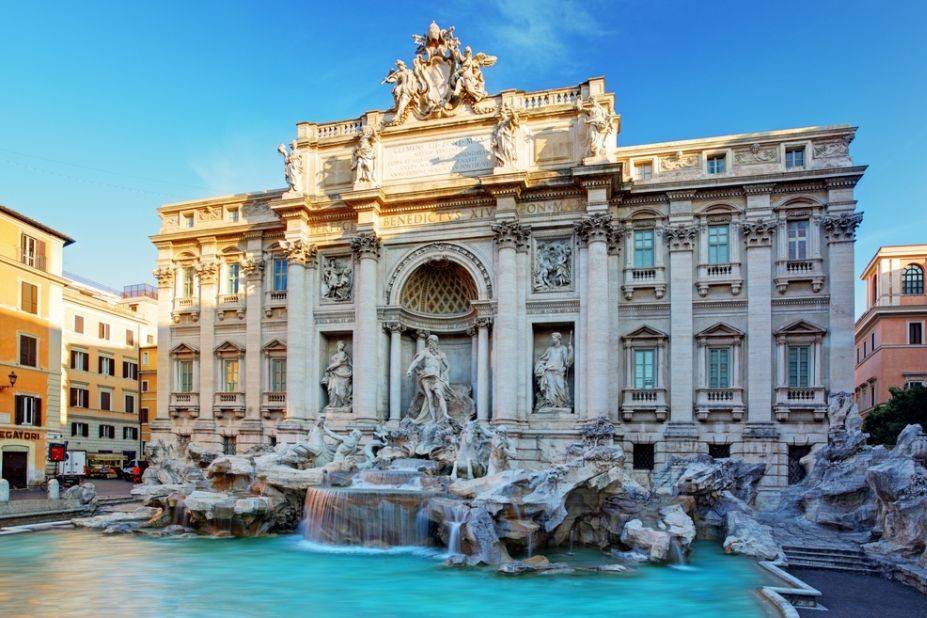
[381,207,494,228]
[517,198,585,217]
[384,135,492,180]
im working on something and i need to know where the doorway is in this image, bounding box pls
[2,451,28,489]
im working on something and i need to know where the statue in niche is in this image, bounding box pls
[352,125,379,186]
[406,334,453,424]
[533,241,572,290]
[578,98,614,159]
[491,105,520,168]
[534,332,574,411]
[320,257,353,302]
[321,341,353,409]
[277,140,304,194]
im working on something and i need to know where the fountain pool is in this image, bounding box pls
[0,531,776,617]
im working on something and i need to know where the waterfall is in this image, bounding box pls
[442,503,469,556]
[302,487,433,548]
[667,537,685,565]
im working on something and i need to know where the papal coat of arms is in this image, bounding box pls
[382,21,496,125]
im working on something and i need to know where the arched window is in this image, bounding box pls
[902,264,924,295]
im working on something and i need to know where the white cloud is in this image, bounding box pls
[188,135,281,197]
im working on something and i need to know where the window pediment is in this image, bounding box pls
[262,339,287,356]
[622,325,668,345]
[215,341,244,358]
[170,343,199,359]
[775,319,826,337]
[696,322,744,342]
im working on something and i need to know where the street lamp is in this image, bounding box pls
[0,371,16,392]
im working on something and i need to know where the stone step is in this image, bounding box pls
[785,550,871,562]
[788,559,877,574]
[783,545,879,574]
[782,545,866,558]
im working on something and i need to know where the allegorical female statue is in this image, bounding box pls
[406,334,452,423]
[534,332,574,411]
[277,140,304,193]
[322,341,353,409]
[352,125,379,186]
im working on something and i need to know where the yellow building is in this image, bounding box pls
[0,204,72,488]
[62,278,157,466]
[139,343,157,447]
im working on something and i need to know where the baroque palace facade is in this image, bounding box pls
[151,23,865,504]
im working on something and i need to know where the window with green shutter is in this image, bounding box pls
[787,345,811,387]
[708,347,731,389]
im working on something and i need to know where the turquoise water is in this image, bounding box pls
[0,532,772,617]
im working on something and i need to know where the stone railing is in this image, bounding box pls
[622,266,666,300]
[697,262,743,296]
[318,120,363,140]
[214,392,245,419]
[261,392,286,418]
[695,387,745,421]
[522,87,581,111]
[169,392,199,418]
[620,388,668,421]
[774,386,826,421]
[219,293,243,306]
[775,257,824,293]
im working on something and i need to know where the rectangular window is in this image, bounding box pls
[99,424,115,439]
[71,422,89,437]
[19,334,38,367]
[708,347,731,389]
[228,208,240,222]
[100,391,112,411]
[227,264,241,294]
[21,282,38,314]
[273,257,288,292]
[69,386,89,408]
[222,359,240,392]
[785,146,805,169]
[633,348,656,389]
[634,161,652,181]
[123,426,138,440]
[99,356,115,376]
[14,395,41,426]
[141,380,149,392]
[21,234,46,270]
[74,315,84,333]
[177,360,193,392]
[126,329,134,346]
[142,352,149,365]
[708,443,731,459]
[183,213,194,228]
[910,322,924,345]
[125,394,135,414]
[787,345,811,388]
[140,408,149,424]
[706,224,730,264]
[707,153,726,175]
[122,361,139,380]
[787,220,809,260]
[632,443,655,471]
[98,322,111,340]
[71,350,89,371]
[633,230,655,268]
[182,268,195,298]
[270,358,287,392]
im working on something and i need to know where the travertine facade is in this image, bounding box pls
[151,23,865,504]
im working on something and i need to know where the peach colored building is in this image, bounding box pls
[855,245,927,413]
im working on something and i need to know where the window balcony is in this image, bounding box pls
[171,297,200,323]
[620,388,668,421]
[695,387,745,421]
[169,392,199,418]
[214,391,245,419]
[775,258,824,293]
[264,289,288,316]
[774,386,826,421]
[696,262,743,296]
[622,266,666,300]
[216,293,245,321]
[261,392,287,418]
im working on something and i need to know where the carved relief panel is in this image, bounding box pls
[319,255,354,303]
[532,237,574,292]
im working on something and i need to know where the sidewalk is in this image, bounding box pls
[9,479,135,501]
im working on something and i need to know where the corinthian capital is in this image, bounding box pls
[241,256,265,279]
[279,239,317,267]
[740,219,777,247]
[350,232,381,260]
[574,213,613,245]
[195,260,219,284]
[152,266,174,288]
[492,220,529,249]
[821,212,863,243]
[663,224,699,251]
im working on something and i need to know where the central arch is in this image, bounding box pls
[385,242,493,305]
[399,259,478,317]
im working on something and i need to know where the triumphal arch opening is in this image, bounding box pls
[151,22,864,504]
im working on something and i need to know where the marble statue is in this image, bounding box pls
[488,425,515,476]
[320,257,353,302]
[382,60,417,125]
[322,341,353,409]
[534,332,574,411]
[407,334,453,424]
[451,46,496,103]
[533,240,572,290]
[277,140,304,193]
[491,105,520,168]
[451,419,491,480]
[304,416,362,471]
[579,98,614,159]
[352,125,379,185]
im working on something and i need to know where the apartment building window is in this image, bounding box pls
[98,322,110,340]
[902,264,924,295]
[787,220,809,260]
[21,282,38,314]
[222,358,240,392]
[71,350,90,371]
[785,146,805,169]
[100,390,112,411]
[632,443,655,471]
[273,257,288,292]
[21,234,46,270]
[633,161,652,181]
[706,153,726,175]
[140,408,149,424]
[633,230,655,268]
[227,263,241,294]
[142,352,149,364]
[910,322,924,345]
[146,334,154,345]
[708,443,731,459]
[183,213,194,228]
[182,268,195,298]
[708,347,731,389]
[122,361,139,380]
[177,360,194,392]
[863,341,867,357]
[126,329,134,346]
[71,422,89,437]
[19,334,38,367]
[141,380,149,392]
[787,345,812,388]
[14,395,41,426]
[125,394,136,414]
[633,349,656,389]
[706,224,730,264]
[74,315,84,333]
[99,356,115,376]
[69,386,89,408]
[270,358,287,392]
[99,424,115,439]
[123,426,139,440]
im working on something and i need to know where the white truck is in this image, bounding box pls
[57,450,87,487]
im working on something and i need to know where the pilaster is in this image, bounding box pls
[281,238,315,420]
[742,215,777,424]
[195,242,218,422]
[242,234,264,420]
[575,213,612,418]
[351,231,381,421]
[491,219,526,422]
[665,224,698,423]
[153,260,174,422]
[822,211,863,393]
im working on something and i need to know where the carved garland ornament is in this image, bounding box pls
[384,242,493,304]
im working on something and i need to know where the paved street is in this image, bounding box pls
[9,479,135,501]
[792,568,927,617]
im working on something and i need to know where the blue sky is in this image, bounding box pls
[1,1,925,315]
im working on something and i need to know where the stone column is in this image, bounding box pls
[195,256,218,423]
[515,229,531,421]
[664,224,698,423]
[351,232,381,421]
[416,330,429,353]
[742,218,777,423]
[152,264,174,425]
[476,317,491,422]
[491,221,525,423]
[822,211,864,394]
[386,321,404,423]
[281,239,314,421]
[377,326,389,421]
[607,227,622,418]
[575,214,612,418]
[242,246,264,421]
